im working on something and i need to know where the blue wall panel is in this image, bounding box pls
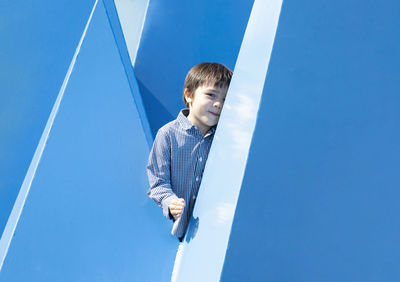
[222,1,400,281]
[0,2,176,281]
[0,0,94,236]
[134,0,254,135]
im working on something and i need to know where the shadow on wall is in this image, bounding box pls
[137,78,174,137]
[185,215,199,243]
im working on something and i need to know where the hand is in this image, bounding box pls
[169,198,185,219]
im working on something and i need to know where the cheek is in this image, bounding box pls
[197,100,209,109]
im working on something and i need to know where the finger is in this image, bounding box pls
[171,203,184,210]
[174,208,184,214]
[174,208,183,214]
[174,202,185,208]
[174,198,184,204]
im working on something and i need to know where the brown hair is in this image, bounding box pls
[183,62,233,107]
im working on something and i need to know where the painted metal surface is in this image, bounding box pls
[1,0,397,281]
[171,1,283,281]
[0,0,95,238]
[221,1,400,281]
[0,1,99,270]
[134,0,255,136]
[103,0,153,146]
[114,0,150,66]
[0,1,176,281]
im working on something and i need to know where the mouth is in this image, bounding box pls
[208,111,220,117]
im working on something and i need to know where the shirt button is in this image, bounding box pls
[196,176,200,182]
[199,157,203,162]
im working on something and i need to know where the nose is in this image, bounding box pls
[214,99,224,109]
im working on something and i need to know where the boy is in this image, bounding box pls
[147,62,232,241]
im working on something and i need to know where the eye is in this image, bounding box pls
[206,93,215,97]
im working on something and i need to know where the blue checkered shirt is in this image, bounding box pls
[147,109,215,238]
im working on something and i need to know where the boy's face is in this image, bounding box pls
[185,84,228,135]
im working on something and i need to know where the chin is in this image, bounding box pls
[204,118,218,127]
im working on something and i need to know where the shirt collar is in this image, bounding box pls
[177,109,193,130]
[177,109,216,136]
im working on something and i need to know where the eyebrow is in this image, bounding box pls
[204,88,221,93]
[203,86,227,94]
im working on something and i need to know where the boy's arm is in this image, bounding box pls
[146,128,178,219]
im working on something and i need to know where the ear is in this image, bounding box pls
[184,88,193,104]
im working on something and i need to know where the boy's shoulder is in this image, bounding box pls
[156,110,189,140]
[157,119,179,137]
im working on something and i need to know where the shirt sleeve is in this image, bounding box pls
[146,128,178,219]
